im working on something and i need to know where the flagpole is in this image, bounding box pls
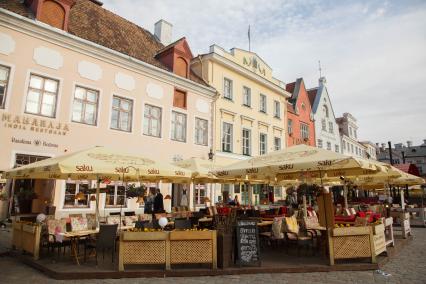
[248,25,251,52]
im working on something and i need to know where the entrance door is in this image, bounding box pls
[12,153,51,214]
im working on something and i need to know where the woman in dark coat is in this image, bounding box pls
[153,188,164,213]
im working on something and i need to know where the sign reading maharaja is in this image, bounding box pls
[1,113,70,136]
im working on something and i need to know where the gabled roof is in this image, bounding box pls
[286,78,304,105]
[155,37,193,58]
[0,0,208,85]
[287,102,297,114]
[307,88,318,107]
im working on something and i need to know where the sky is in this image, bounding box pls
[102,0,426,146]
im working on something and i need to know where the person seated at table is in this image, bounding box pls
[153,188,164,213]
[233,195,240,206]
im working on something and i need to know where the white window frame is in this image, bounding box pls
[242,128,251,156]
[335,145,340,153]
[259,133,267,155]
[274,100,281,118]
[143,104,162,137]
[321,119,326,131]
[317,139,323,148]
[242,86,251,107]
[288,119,293,134]
[222,122,233,152]
[327,142,332,151]
[259,94,267,113]
[105,182,127,207]
[171,111,187,142]
[25,73,59,118]
[0,64,11,109]
[223,78,233,100]
[63,180,91,208]
[328,121,334,134]
[274,137,281,151]
[71,85,99,126]
[194,117,208,146]
[110,95,133,132]
[300,123,309,139]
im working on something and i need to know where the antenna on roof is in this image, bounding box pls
[318,60,322,78]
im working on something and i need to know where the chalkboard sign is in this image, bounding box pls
[235,219,261,266]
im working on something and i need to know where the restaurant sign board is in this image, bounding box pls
[1,113,70,136]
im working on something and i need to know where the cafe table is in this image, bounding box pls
[60,229,98,265]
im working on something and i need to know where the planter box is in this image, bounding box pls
[11,221,41,260]
[119,231,168,271]
[217,232,233,268]
[332,226,370,237]
[371,223,386,256]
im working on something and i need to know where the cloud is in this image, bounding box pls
[102,0,426,145]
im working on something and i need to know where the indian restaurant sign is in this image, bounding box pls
[1,113,70,136]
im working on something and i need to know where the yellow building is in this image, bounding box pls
[192,45,291,204]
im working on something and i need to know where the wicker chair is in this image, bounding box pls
[283,215,314,256]
[84,224,118,264]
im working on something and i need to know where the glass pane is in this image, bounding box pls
[112,97,120,108]
[143,118,149,134]
[44,79,58,93]
[121,100,130,111]
[27,90,40,103]
[86,91,97,103]
[25,101,39,113]
[30,76,43,89]
[85,104,95,120]
[0,67,9,81]
[72,101,83,117]
[120,112,129,130]
[43,93,56,105]
[74,87,85,99]
[111,110,119,128]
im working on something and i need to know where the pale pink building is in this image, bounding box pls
[0,1,216,218]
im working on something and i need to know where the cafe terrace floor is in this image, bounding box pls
[1,231,411,280]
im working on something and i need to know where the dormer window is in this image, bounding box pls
[25,0,75,31]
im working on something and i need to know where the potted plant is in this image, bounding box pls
[125,184,146,199]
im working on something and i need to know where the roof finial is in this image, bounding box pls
[318,60,322,78]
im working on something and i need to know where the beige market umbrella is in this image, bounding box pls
[173,157,218,183]
[215,144,381,182]
[2,146,192,223]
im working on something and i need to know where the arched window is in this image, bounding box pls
[39,0,65,30]
[323,105,329,118]
[175,57,188,78]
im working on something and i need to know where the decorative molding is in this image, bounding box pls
[273,125,283,132]
[0,9,216,99]
[115,72,135,91]
[0,32,15,55]
[220,108,237,120]
[33,46,63,69]
[78,60,102,81]
[146,82,164,99]
[258,121,270,128]
[196,99,209,113]
[240,115,254,122]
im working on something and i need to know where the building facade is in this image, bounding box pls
[191,45,290,204]
[308,77,341,153]
[336,112,366,158]
[0,1,216,217]
[360,141,377,160]
[285,78,316,147]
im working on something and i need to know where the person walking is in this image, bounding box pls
[153,188,164,213]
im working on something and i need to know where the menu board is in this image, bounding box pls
[235,219,261,266]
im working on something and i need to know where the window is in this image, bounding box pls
[259,133,267,155]
[242,129,251,156]
[354,129,357,139]
[195,118,208,146]
[242,86,251,106]
[328,122,334,133]
[25,74,59,117]
[111,95,133,132]
[274,100,281,118]
[301,103,306,111]
[105,182,126,207]
[64,181,90,208]
[335,145,339,153]
[342,141,346,150]
[0,65,10,108]
[274,186,282,198]
[349,127,353,136]
[327,142,331,151]
[72,86,99,125]
[143,104,162,137]
[355,147,359,155]
[171,111,187,142]
[300,123,309,139]
[321,119,326,131]
[323,105,329,118]
[351,144,354,153]
[317,139,323,148]
[223,78,233,100]
[274,137,281,151]
[288,119,293,134]
[259,94,267,113]
[222,122,233,152]
[194,184,206,205]
[173,89,186,109]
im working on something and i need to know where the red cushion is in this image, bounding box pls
[334,215,356,222]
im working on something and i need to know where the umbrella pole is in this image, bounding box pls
[343,182,348,209]
[96,178,100,228]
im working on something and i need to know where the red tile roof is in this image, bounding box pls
[394,164,420,176]
[286,81,296,94]
[1,0,208,86]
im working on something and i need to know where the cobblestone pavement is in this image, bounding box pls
[1,227,425,284]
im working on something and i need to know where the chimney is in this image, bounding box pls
[407,141,413,147]
[155,20,173,46]
[381,143,386,150]
[422,139,426,146]
[394,143,403,150]
[319,76,327,86]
